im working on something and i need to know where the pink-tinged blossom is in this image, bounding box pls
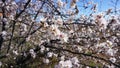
[57,32,68,42]
[57,0,64,7]
[69,29,74,34]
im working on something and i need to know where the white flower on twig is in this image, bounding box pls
[29,49,36,59]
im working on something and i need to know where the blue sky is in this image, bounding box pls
[72,0,120,16]
[14,0,120,21]
[93,0,120,11]
[15,0,120,15]
[15,0,120,11]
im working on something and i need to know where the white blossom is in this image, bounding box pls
[58,60,72,68]
[26,36,31,41]
[60,56,65,61]
[107,65,115,68]
[0,62,2,67]
[96,42,107,48]
[94,13,109,29]
[86,66,90,68]
[109,57,116,63]
[11,1,16,5]
[77,46,82,52]
[106,48,117,56]
[50,24,68,42]
[9,15,14,20]
[100,17,108,29]
[47,52,53,58]
[50,25,61,36]
[53,53,58,57]
[18,18,22,21]
[43,22,49,27]
[13,50,19,55]
[1,31,7,36]
[2,18,8,23]
[40,45,45,53]
[64,60,72,68]
[43,58,50,64]
[40,18,47,22]
[46,48,50,51]
[106,40,113,46]
[71,57,79,67]
[29,49,36,58]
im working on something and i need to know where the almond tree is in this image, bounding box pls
[0,0,120,68]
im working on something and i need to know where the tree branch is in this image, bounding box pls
[7,0,31,53]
